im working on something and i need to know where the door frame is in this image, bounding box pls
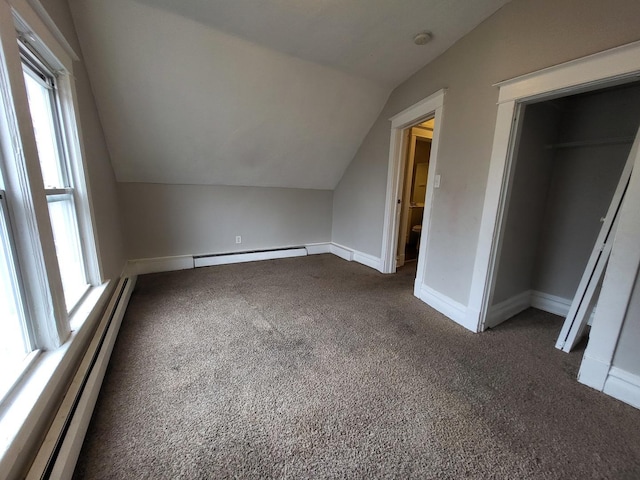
[381,89,445,277]
[467,39,640,333]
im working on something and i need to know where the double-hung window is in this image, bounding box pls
[21,48,89,312]
[0,2,102,408]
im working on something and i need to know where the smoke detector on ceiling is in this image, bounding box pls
[413,32,432,46]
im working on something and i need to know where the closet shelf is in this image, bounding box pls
[545,136,634,150]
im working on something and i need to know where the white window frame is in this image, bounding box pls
[0,0,104,366]
[0,0,102,352]
[21,44,93,312]
[0,0,114,474]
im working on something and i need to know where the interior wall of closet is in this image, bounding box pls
[490,81,640,323]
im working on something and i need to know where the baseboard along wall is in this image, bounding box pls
[416,283,472,331]
[26,276,137,480]
[124,242,384,276]
[579,356,640,410]
[487,289,596,329]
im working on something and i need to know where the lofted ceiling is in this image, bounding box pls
[69,0,511,189]
[132,0,512,87]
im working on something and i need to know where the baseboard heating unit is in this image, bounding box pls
[26,276,137,480]
[194,246,307,268]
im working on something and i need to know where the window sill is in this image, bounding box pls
[0,280,113,478]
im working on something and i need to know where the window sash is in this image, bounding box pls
[45,191,89,311]
[21,55,71,190]
[0,190,34,400]
[21,49,90,313]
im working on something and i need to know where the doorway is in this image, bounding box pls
[380,88,445,304]
[396,120,433,268]
[467,41,640,337]
[485,81,640,333]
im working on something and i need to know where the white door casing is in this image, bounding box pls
[467,40,640,333]
[466,40,640,406]
[381,89,446,286]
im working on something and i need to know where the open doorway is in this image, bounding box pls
[396,119,433,268]
[484,81,640,337]
[381,88,445,294]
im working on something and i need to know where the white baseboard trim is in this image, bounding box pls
[530,290,571,317]
[578,354,610,391]
[604,367,640,409]
[531,290,596,325]
[124,255,194,276]
[123,243,384,275]
[194,247,307,267]
[353,250,383,272]
[417,283,472,331]
[26,276,137,479]
[329,243,354,262]
[305,243,332,255]
[579,358,640,410]
[330,243,383,272]
[486,290,531,329]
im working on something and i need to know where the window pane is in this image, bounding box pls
[47,195,88,310]
[0,196,30,399]
[22,69,65,188]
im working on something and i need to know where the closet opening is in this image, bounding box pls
[484,80,640,343]
[396,119,433,268]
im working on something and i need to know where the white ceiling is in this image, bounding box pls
[134,0,512,87]
[69,0,511,189]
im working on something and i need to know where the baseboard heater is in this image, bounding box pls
[26,276,137,480]
[194,246,307,268]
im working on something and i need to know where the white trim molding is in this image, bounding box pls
[381,88,446,275]
[495,40,640,105]
[468,40,640,336]
[466,39,640,410]
[603,368,640,410]
[578,126,640,410]
[579,362,640,410]
[416,284,470,330]
[124,255,194,276]
[330,243,384,272]
[485,290,530,329]
[195,248,307,268]
[530,291,572,317]
[26,276,136,479]
[23,0,80,62]
[122,243,384,276]
[329,243,354,262]
[0,282,113,478]
[578,355,611,391]
[381,89,470,330]
[353,250,383,271]
[305,243,331,255]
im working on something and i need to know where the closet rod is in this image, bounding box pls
[545,136,635,150]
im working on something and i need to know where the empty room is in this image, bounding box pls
[1,0,640,478]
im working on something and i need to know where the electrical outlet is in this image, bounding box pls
[434,174,441,188]
[235,235,242,244]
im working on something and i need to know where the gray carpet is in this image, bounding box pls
[74,254,640,479]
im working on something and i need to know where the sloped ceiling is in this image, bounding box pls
[69,0,510,189]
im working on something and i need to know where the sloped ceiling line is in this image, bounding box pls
[69,0,510,190]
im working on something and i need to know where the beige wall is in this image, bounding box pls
[491,102,559,305]
[119,183,333,259]
[332,0,640,306]
[68,0,388,190]
[39,0,125,280]
[533,86,640,299]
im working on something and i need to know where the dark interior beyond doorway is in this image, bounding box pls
[404,136,431,262]
[488,80,640,331]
